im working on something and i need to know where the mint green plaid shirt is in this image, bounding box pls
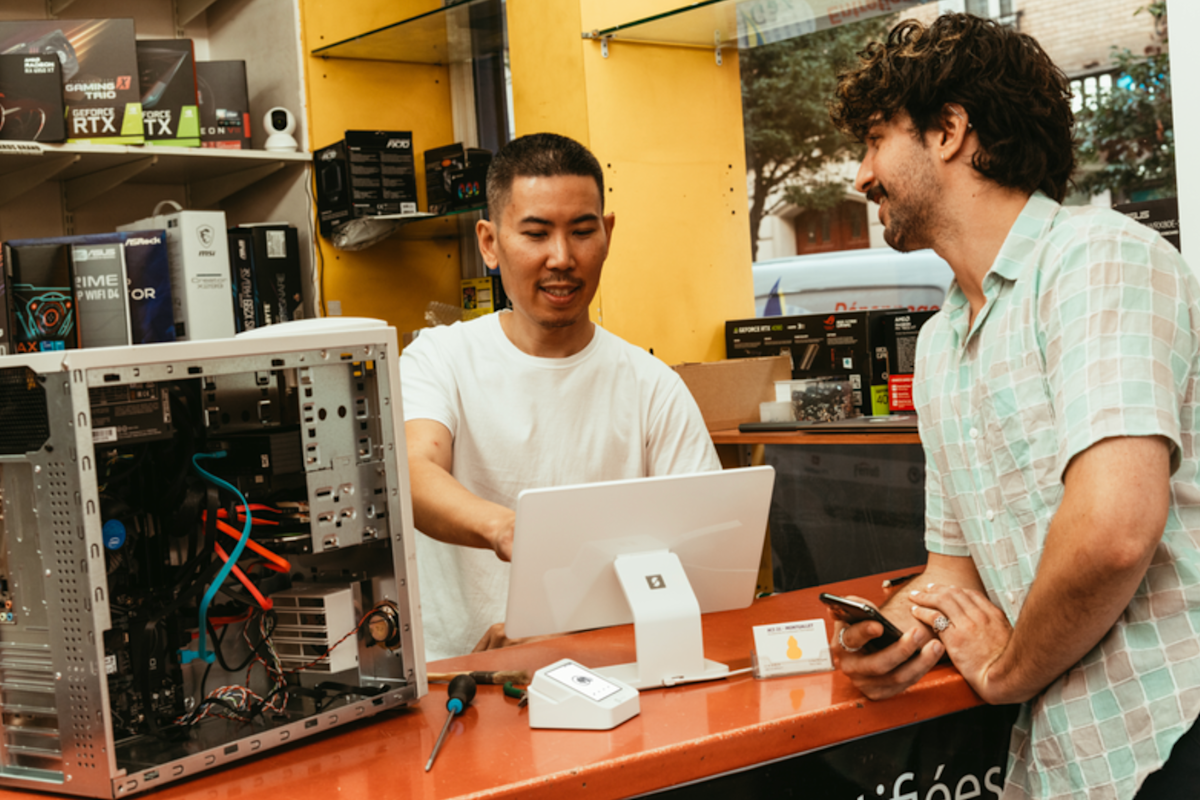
[915,192,1200,799]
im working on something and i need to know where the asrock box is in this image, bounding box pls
[0,53,66,142]
[346,130,418,217]
[119,208,235,341]
[196,60,250,149]
[136,39,200,147]
[425,143,491,213]
[726,311,877,417]
[0,19,144,144]
[3,239,77,353]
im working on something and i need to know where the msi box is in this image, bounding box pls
[0,19,144,144]
[3,239,77,353]
[196,60,250,149]
[346,130,418,217]
[425,143,491,213]
[119,207,235,341]
[137,39,200,147]
[726,311,877,417]
[0,53,65,142]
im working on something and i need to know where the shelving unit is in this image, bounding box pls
[0,0,316,315]
[311,0,503,64]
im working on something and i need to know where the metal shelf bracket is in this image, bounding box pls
[189,161,289,208]
[0,154,80,207]
[174,0,222,29]
[715,31,722,66]
[64,156,158,211]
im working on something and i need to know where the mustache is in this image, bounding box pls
[538,273,584,289]
[866,184,888,204]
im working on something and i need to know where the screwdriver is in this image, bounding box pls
[425,674,477,772]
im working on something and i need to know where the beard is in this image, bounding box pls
[869,158,939,253]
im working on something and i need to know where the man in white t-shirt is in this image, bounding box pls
[401,133,721,660]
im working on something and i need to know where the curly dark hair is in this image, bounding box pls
[830,13,1075,202]
[486,132,605,219]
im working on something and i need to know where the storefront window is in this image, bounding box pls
[741,0,1177,261]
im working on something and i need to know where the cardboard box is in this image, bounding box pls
[227,227,258,332]
[1115,197,1180,252]
[424,143,491,214]
[137,39,200,147]
[726,311,877,416]
[314,139,351,238]
[0,53,65,142]
[672,355,792,432]
[119,208,235,341]
[346,130,417,217]
[461,276,498,320]
[120,230,175,344]
[0,19,144,144]
[871,308,936,413]
[196,60,250,149]
[238,223,303,325]
[71,239,130,348]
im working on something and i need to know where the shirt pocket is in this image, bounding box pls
[975,359,1062,528]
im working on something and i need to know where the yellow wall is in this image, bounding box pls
[303,0,755,364]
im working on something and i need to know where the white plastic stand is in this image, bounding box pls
[594,550,731,690]
[528,659,640,730]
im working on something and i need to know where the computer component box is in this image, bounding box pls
[196,61,250,150]
[0,53,66,142]
[136,39,200,147]
[0,322,426,797]
[0,19,144,144]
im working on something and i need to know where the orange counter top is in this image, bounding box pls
[0,571,982,800]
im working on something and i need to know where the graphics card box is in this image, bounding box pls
[726,311,879,416]
[0,19,144,144]
[3,240,77,352]
[238,223,302,325]
[0,53,65,142]
[346,130,418,217]
[314,139,351,238]
[870,309,937,413]
[425,143,491,214]
[227,228,259,332]
[196,60,250,149]
[119,209,234,341]
[137,39,200,147]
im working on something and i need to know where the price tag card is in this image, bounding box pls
[752,618,833,678]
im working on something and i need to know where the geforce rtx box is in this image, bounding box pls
[0,19,144,144]
[196,60,250,149]
[0,53,65,142]
[119,208,235,341]
[136,39,200,147]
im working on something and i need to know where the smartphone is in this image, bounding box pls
[819,593,904,651]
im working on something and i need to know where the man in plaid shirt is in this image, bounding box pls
[828,13,1200,799]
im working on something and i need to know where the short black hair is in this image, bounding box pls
[486,133,605,218]
[831,13,1076,202]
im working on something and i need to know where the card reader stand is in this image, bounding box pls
[593,550,731,690]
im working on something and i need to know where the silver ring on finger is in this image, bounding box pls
[932,615,952,635]
[838,626,863,653]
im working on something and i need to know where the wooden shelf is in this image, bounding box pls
[710,427,922,446]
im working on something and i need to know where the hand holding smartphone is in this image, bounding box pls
[819,593,903,652]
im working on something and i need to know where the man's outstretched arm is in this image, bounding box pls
[405,419,515,561]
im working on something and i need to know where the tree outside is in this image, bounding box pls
[740,15,892,262]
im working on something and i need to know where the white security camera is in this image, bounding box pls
[263,107,298,152]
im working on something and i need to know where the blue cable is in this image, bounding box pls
[181,451,254,665]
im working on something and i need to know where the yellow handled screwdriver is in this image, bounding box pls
[425,674,477,772]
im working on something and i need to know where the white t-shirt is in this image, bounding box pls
[400,312,721,660]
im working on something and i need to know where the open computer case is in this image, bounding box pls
[0,321,426,797]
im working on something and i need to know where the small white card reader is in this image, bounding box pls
[528,659,640,730]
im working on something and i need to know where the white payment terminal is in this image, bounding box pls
[528,659,640,730]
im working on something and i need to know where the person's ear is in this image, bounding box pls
[476,218,500,269]
[937,103,972,164]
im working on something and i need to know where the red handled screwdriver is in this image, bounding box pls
[425,674,477,772]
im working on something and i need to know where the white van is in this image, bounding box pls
[753,247,954,317]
